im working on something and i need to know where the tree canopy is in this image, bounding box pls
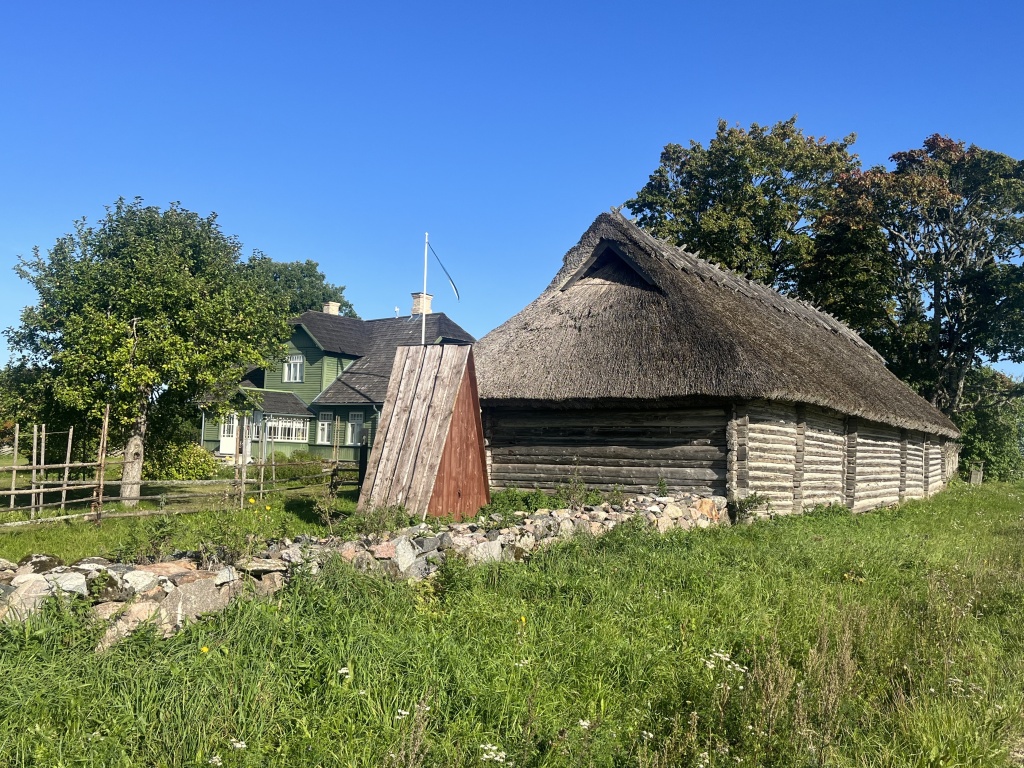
[625,117,859,292]
[246,256,357,317]
[811,135,1024,415]
[5,198,293,504]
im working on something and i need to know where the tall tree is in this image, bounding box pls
[625,117,859,291]
[247,256,357,317]
[5,198,291,505]
[812,135,1024,414]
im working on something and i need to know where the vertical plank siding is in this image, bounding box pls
[485,407,729,496]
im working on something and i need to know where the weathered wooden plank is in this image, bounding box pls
[493,445,727,462]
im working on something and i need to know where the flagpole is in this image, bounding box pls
[422,232,428,346]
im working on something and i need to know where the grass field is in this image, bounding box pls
[1,482,1022,767]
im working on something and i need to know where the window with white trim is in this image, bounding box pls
[264,416,309,442]
[220,412,236,439]
[346,412,365,445]
[316,412,333,445]
[283,354,304,383]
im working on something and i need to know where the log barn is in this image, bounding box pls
[475,212,959,513]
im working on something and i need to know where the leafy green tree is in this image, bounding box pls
[953,367,1024,481]
[247,255,357,317]
[625,117,859,291]
[5,198,292,505]
[814,135,1024,415]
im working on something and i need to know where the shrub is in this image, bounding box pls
[143,442,218,481]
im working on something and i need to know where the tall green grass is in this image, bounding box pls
[1,482,1023,766]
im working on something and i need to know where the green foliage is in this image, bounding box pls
[815,135,1024,414]
[246,254,357,317]
[953,367,1024,481]
[626,117,859,292]
[267,449,323,481]
[143,441,218,481]
[1,483,1023,765]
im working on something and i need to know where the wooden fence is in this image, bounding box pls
[0,409,361,528]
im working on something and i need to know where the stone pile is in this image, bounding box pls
[0,491,729,649]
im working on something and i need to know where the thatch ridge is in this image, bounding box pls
[476,212,957,438]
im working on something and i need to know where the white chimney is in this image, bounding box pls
[322,301,341,315]
[411,292,433,315]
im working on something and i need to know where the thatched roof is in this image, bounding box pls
[314,314,475,405]
[475,212,958,439]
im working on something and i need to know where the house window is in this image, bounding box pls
[317,412,333,445]
[283,354,304,383]
[220,412,236,439]
[346,412,365,445]
[265,416,309,442]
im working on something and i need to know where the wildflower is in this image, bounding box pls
[208,757,222,766]
[265,505,271,511]
[201,646,209,653]
[339,666,351,678]
[396,709,409,720]
[578,719,591,729]
[641,731,654,740]
[514,658,530,668]
[359,689,368,695]
[248,497,255,504]
[230,739,246,750]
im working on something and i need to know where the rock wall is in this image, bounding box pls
[0,491,728,648]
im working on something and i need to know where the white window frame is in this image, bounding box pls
[264,416,309,443]
[316,412,333,445]
[346,412,365,445]
[283,353,304,383]
[220,412,236,439]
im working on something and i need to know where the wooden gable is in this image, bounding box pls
[358,344,489,520]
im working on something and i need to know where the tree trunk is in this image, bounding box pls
[120,408,148,507]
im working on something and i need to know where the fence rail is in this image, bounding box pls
[1,414,362,527]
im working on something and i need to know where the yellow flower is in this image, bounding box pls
[520,615,526,624]
[265,505,271,511]
[248,497,255,504]
[201,646,209,653]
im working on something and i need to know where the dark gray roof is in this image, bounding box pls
[314,314,475,405]
[290,311,369,356]
[476,212,958,439]
[242,389,313,417]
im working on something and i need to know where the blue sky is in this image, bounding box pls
[1,0,1022,377]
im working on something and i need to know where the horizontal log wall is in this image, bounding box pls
[743,403,798,514]
[904,432,925,499]
[485,407,728,495]
[851,422,903,511]
[925,440,943,495]
[801,407,846,507]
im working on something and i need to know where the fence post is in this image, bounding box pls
[39,424,47,510]
[30,424,38,520]
[8,423,18,510]
[61,426,74,511]
[96,405,110,521]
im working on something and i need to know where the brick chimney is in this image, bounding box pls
[411,292,433,315]
[322,301,341,315]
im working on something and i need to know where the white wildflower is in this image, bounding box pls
[208,757,223,767]
[230,739,246,750]
[578,719,591,729]
[396,708,410,720]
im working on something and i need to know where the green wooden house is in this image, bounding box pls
[201,297,475,461]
